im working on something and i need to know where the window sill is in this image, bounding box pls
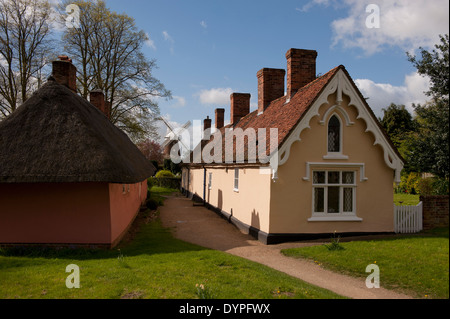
[323,154,349,160]
[233,188,239,193]
[308,216,363,222]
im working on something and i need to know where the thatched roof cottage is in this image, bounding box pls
[0,56,155,248]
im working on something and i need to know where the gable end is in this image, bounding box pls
[277,68,404,183]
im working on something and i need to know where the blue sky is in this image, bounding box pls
[103,0,449,141]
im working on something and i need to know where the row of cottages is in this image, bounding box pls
[181,48,404,244]
[0,56,155,248]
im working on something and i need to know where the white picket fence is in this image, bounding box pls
[394,202,423,234]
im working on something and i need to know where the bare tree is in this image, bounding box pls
[0,0,54,118]
[60,0,171,141]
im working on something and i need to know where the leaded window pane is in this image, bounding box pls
[314,188,324,212]
[342,171,354,184]
[328,187,340,213]
[328,115,340,152]
[328,171,340,184]
[343,188,353,212]
[313,171,325,184]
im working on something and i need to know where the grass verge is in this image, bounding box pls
[394,193,420,206]
[281,228,449,299]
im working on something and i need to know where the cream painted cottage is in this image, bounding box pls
[181,48,404,244]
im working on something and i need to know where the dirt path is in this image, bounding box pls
[159,194,414,299]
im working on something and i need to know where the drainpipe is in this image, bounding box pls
[203,165,206,206]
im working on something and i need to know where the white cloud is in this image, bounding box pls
[162,30,174,43]
[171,96,186,108]
[162,30,175,54]
[355,72,431,118]
[197,87,233,105]
[144,33,156,50]
[200,20,207,29]
[300,0,449,55]
[296,0,335,12]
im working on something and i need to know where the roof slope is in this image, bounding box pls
[191,66,341,164]
[191,65,403,166]
[0,78,155,183]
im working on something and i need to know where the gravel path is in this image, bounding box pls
[159,194,414,299]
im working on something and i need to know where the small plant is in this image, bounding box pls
[117,249,131,268]
[323,231,345,251]
[195,282,214,299]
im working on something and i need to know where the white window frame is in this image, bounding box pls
[324,113,348,160]
[234,168,239,192]
[308,170,362,222]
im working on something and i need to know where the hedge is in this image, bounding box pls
[149,176,181,189]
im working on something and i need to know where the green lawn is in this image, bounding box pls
[394,193,420,206]
[281,229,449,299]
[0,188,343,299]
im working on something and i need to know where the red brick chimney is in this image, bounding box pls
[215,108,225,129]
[89,89,109,118]
[104,101,112,119]
[286,49,317,98]
[257,68,285,114]
[230,93,250,125]
[52,55,77,93]
[203,116,212,139]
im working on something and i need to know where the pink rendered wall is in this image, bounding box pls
[108,180,147,246]
[0,183,111,245]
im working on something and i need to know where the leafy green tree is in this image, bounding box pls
[408,99,449,178]
[406,34,449,179]
[407,34,449,99]
[379,103,415,148]
[379,103,417,173]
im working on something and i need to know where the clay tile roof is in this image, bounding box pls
[191,65,342,164]
[0,79,155,183]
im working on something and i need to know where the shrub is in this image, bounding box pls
[156,170,175,178]
[149,176,181,189]
[147,177,154,190]
[146,198,158,210]
[405,172,420,194]
[417,178,434,196]
[432,178,449,195]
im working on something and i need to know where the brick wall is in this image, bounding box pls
[420,195,449,230]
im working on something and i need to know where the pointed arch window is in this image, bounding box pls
[328,115,341,153]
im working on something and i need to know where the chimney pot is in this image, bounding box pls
[58,55,71,62]
[286,48,317,98]
[52,56,77,93]
[215,108,225,129]
[230,93,250,125]
[257,68,285,114]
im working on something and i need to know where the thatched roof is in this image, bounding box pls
[0,78,155,183]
